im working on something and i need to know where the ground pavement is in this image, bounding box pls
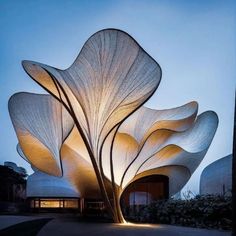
[0,215,47,230]
[38,216,231,236]
[0,215,231,236]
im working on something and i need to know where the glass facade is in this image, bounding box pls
[30,198,79,209]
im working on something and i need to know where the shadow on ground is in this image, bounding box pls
[0,218,52,236]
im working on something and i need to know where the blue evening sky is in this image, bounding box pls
[0,0,235,194]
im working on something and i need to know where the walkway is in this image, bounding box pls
[0,215,231,236]
[0,215,47,230]
[37,217,231,236]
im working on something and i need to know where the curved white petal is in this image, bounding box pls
[60,143,102,199]
[137,146,207,175]
[9,92,74,176]
[119,101,198,144]
[16,143,28,162]
[113,110,218,189]
[8,29,219,207]
[22,29,162,161]
[123,111,218,188]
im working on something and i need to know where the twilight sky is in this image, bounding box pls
[0,0,235,194]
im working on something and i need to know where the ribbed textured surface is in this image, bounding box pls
[22,29,162,161]
[9,93,74,176]
[103,104,218,193]
[9,29,218,199]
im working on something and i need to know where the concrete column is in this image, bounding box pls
[80,198,85,215]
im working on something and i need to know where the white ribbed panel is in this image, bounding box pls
[22,29,162,161]
[110,108,218,191]
[9,93,74,176]
[9,29,219,199]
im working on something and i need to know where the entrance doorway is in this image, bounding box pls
[120,175,169,218]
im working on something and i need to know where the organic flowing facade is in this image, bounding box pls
[9,29,218,223]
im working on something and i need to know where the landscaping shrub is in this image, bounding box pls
[124,194,232,230]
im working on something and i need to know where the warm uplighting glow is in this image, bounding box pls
[8,29,219,223]
[117,222,158,228]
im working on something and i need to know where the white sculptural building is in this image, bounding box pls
[9,29,218,222]
[200,155,232,196]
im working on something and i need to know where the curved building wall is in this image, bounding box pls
[27,171,80,198]
[200,155,232,195]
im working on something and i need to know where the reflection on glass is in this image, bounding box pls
[64,200,78,208]
[30,198,79,208]
[40,200,60,208]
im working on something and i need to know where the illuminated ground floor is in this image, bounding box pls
[28,174,169,216]
[29,197,105,215]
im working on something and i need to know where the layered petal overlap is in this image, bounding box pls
[8,29,219,223]
[107,105,218,193]
[21,29,162,161]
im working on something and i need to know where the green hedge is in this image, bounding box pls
[124,194,232,230]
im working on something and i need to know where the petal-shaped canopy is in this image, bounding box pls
[17,126,104,198]
[102,102,197,183]
[60,126,105,198]
[60,144,101,198]
[8,29,219,223]
[9,92,74,176]
[11,94,218,198]
[107,106,218,194]
[22,29,162,161]
[119,101,198,144]
[17,125,112,199]
[136,111,218,174]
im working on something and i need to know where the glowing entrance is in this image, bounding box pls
[121,175,169,210]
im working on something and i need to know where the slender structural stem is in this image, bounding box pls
[109,127,120,222]
[109,125,125,223]
[49,72,115,220]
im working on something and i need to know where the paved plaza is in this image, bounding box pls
[0,215,231,236]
